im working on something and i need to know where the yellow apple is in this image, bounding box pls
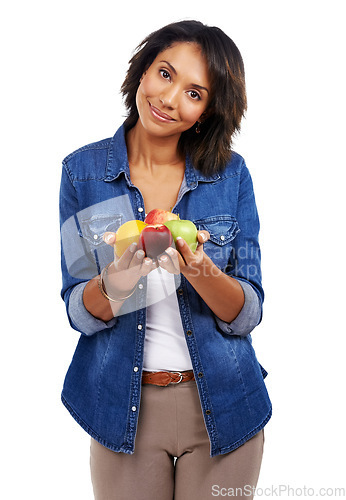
[114,220,147,257]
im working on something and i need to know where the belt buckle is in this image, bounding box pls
[170,371,183,384]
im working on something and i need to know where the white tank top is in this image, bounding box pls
[143,267,193,372]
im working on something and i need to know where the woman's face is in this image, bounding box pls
[135,42,211,138]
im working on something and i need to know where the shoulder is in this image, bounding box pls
[209,150,247,183]
[191,150,248,185]
[62,137,112,182]
[209,152,255,198]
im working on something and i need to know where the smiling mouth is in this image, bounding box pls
[148,102,176,122]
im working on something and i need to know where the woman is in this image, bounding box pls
[60,20,272,500]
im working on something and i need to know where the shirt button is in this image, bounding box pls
[138,283,144,290]
[137,324,143,330]
[220,235,225,241]
[138,207,144,213]
[93,234,98,240]
[198,372,203,378]
[133,366,139,372]
[186,330,192,336]
[132,406,137,412]
[178,289,183,295]
[205,409,211,415]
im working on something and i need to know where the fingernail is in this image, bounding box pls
[130,242,138,252]
[166,247,174,256]
[201,232,206,241]
[105,234,113,243]
[159,255,168,262]
[136,249,145,258]
[176,237,184,247]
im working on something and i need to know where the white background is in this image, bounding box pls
[2,0,345,498]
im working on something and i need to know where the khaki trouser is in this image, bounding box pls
[90,380,264,500]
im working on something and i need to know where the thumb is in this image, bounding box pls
[103,232,116,246]
[197,230,210,244]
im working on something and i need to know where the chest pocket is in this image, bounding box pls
[79,214,122,246]
[77,213,122,273]
[194,215,240,270]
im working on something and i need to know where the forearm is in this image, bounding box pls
[184,254,245,323]
[83,277,114,322]
[83,273,127,322]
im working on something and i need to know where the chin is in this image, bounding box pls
[138,117,179,138]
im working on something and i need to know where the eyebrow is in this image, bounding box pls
[159,60,209,94]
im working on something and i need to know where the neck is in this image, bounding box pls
[126,121,183,172]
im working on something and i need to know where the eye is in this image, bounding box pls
[187,90,201,101]
[159,69,171,80]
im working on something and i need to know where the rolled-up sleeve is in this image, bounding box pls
[215,279,261,337]
[68,282,117,336]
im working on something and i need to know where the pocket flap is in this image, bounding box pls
[194,215,240,246]
[79,214,122,246]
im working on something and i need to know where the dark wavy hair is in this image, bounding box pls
[121,20,247,176]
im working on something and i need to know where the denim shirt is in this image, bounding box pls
[59,124,272,457]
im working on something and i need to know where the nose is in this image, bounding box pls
[160,84,179,109]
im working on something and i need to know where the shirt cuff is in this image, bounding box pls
[68,282,117,336]
[215,280,261,337]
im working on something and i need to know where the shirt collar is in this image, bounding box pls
[104,123,221,187]
[104,124,130,182]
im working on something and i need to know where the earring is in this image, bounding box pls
[195,122,201,134]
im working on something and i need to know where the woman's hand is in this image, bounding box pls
[83,232,157,322]
[157,229,245,323]
[103,232,157,296]
[157,230,210,279]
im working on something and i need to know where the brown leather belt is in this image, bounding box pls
[142,370,195,386]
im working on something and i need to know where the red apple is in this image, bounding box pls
[139,224,173,259]
[144,208,180,225]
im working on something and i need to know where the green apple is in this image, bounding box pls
[164,219,198,253]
